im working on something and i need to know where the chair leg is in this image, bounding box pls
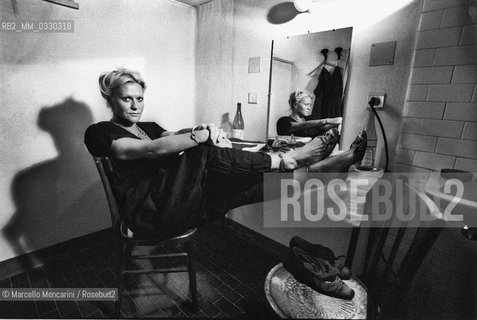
[115,242,131,318]
[114,243,125,318]
[185,240,199,312]
[115,271,124,318]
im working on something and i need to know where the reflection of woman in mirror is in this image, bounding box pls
[276,90,342,137]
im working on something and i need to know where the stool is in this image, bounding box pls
[265,263,367,319]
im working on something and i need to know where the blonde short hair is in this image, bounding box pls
[98,68,146,105]
[288,90,313,109]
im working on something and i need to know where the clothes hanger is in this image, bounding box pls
[307,49,338,77]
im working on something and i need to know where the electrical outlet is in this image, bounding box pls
[366,94,385,109]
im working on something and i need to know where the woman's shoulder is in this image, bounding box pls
[277,116,294,123]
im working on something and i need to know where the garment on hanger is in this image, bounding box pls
[306,66,343,120]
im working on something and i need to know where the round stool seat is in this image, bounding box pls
[265,263,367,319]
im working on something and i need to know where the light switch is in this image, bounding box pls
[248,92,258,104]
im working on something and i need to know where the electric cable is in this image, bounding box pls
[368,98,390,172]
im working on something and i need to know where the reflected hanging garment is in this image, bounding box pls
[307,66,343,120]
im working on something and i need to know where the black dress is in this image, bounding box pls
[307,66,343,120]
[84,121,271,240]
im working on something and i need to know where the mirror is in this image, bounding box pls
[266,27,353,144]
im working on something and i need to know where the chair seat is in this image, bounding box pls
[265,263,367,319]
[119,221,197,242]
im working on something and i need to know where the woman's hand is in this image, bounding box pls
[206,124,232,148]
[324,117,342,125]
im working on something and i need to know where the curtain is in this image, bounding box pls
[196,0,234,125]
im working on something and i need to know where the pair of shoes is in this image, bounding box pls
[350,130,367,163]
[283,246,355,300]
[290,236,352,280]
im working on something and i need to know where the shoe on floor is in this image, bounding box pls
[283,246,355,300]
[290,236,352,280]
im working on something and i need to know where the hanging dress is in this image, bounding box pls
[307,66,343,120]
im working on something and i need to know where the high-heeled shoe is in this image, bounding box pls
[320,128,340,160]
[290,236,352,280]
[350,130,367,163]
[283,246,355,300]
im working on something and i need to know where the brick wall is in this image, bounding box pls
[387,1,477,318]
[395,0,477,173]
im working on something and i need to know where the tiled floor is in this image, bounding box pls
[0,222,281,318]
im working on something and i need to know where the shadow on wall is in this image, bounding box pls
[2,98,108,270]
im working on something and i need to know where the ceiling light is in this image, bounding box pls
[294,0,313,12]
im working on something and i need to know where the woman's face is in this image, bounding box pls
[295,96,313,118]
[110,82,144,125]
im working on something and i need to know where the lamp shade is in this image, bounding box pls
[294,0,312,12]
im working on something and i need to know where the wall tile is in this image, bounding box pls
[435,45,477,65]
[461,25,477,45]
[462,122,477,140]
[420,119,464,138]
[427,84,474,102]
[423,0,468,12]
[441,5,475,28]
[396,148,416,165]
[408,85,429,101]
[455,157,477,172]
[404,101,446,119]
[452,65,477,83]
[414,49,435,67]
[436,138,477,159]
[399,133,437,152]
[401,118,422,133]
[420,10,444,30]
[413,151,455,170]
[443,103,477,121]
[473,85,477,102]
[410,66,453,84]
[416,27,462,49]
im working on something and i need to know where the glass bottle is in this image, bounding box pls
[361,110,377,167]
[232,103,244,139]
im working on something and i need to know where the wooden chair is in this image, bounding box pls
[93,156,198,317]
[362,178,445,318]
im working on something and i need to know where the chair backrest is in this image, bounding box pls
[93,156,120,231]
[364,179,445,316]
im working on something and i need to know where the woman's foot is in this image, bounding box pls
[281,129,339,170]
[298,131,367,173]
[281,136,327,170]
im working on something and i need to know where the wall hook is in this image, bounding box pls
[320,48,329,61]
[335,47,343,60]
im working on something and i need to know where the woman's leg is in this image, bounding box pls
[205,134,333,176]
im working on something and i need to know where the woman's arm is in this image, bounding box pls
[289,117,342,133]
[160,127,195,137]
[111,128,209,160]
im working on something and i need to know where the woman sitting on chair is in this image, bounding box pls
[84,69,366,240]
[277,90,342,137]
